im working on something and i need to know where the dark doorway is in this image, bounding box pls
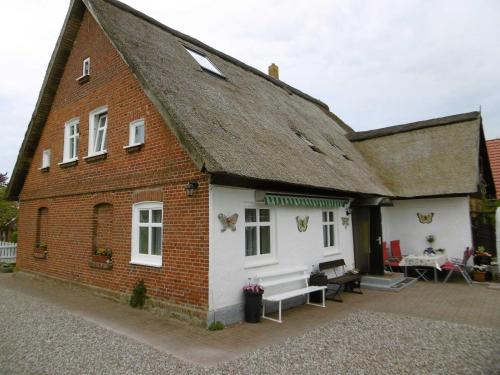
[352,205,384,275]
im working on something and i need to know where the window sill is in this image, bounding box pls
[244,258,278,270]
[84,152,107,163]
[129,260,162,268]
[58,159,78,168]
[324,250,341,257]
[38,166,50,173]
[76,74,90,84]
[123,143,144,153]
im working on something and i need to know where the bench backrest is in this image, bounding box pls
[319,259,346,277]
[254,268,309,297]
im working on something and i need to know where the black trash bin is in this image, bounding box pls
[244,291,263,323]
[309,272,327,303]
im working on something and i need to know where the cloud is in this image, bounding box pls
[0,0,499,176]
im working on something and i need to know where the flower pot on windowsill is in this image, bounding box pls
[33,248,47,259]
[91,255,111,263]
[89,254,113,270]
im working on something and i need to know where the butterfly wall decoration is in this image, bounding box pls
[218,213,239,232]
[296,216,309,232]
[417,212,434,224]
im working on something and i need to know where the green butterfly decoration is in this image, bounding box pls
[296,216,309,232]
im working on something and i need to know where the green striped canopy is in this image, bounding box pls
[263,194,347,208]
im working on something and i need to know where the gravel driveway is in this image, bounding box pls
[1,284,499,374]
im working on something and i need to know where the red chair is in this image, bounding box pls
[442,247,473,286]
[390,240,403,260]
[383,241,400,272]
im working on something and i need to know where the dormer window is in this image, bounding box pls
[83,57,90,76]
[185,47,224,77]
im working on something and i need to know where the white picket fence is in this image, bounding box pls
[0,241,17,263]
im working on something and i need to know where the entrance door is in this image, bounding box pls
[352,206,384,275]
[369,206,384,275]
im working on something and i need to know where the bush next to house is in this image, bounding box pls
[130,279,147,308]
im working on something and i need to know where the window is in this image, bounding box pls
[131,202,163,267]
[88,107,108,156]
[245,208,271,257]
[128,119,145,146]
[322,211,336,248]
[63,119,79,162]
[185,47,224,77]
[41,149,51,169]
[83,57,90,76]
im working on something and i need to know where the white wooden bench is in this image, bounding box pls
[254,267,327,323]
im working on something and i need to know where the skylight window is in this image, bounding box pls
[185,47,224,77]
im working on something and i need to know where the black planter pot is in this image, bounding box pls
[244,291,263,323]
[309,273,328,303]
[474,255,492,265]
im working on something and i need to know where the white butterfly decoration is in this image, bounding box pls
[218,213,239,232]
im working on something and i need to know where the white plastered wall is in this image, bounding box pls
[381,196,472,260]
[208,185,355,316]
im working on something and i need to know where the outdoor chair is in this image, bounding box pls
[442,247,474,286]
[390,240,403,260]
[383,242,399,272]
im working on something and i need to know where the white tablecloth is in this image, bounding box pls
[399,254,448,271]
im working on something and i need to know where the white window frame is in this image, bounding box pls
[88,106,108,157]
[322,209,340,256]
[185,47,225,77]
[127,119,145,146]
[244,207,274,259]
[83,57,90,76]
[41,149,51,169]
[62,118,79,162]
[131,202,163,267]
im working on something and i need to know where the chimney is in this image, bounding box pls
[268,63,279,80]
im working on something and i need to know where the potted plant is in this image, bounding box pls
[309,270,327,303]
[92,248,112,263]
[471,264,488,282]
[243,282,264,323]
[33,242,48,259]
[474,246,492,266]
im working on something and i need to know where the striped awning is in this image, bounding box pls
[263,194,347,208]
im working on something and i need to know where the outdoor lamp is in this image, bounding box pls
[185,181,199,197]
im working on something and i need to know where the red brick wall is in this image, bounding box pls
[17,10,209,315]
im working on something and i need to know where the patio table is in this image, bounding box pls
[399,254,447,282]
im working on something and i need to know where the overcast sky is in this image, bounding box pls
[1,0,499,176]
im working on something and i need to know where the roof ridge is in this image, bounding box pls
[98,0,332,112]
[348,111,481,142]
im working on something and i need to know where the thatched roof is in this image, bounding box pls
[7,0,392,199]
[486,139,500,198]
[350,112,488,198]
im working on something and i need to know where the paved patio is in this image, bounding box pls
[0,271,499,373]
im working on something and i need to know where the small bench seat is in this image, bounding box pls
[254,267,327,323]
[264,285,327,302]
[319,259,362,303]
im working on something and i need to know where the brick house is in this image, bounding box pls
[7,0,495,325]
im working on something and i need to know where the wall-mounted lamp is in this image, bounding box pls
[345,207,352,216]
[185,181,199,197]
